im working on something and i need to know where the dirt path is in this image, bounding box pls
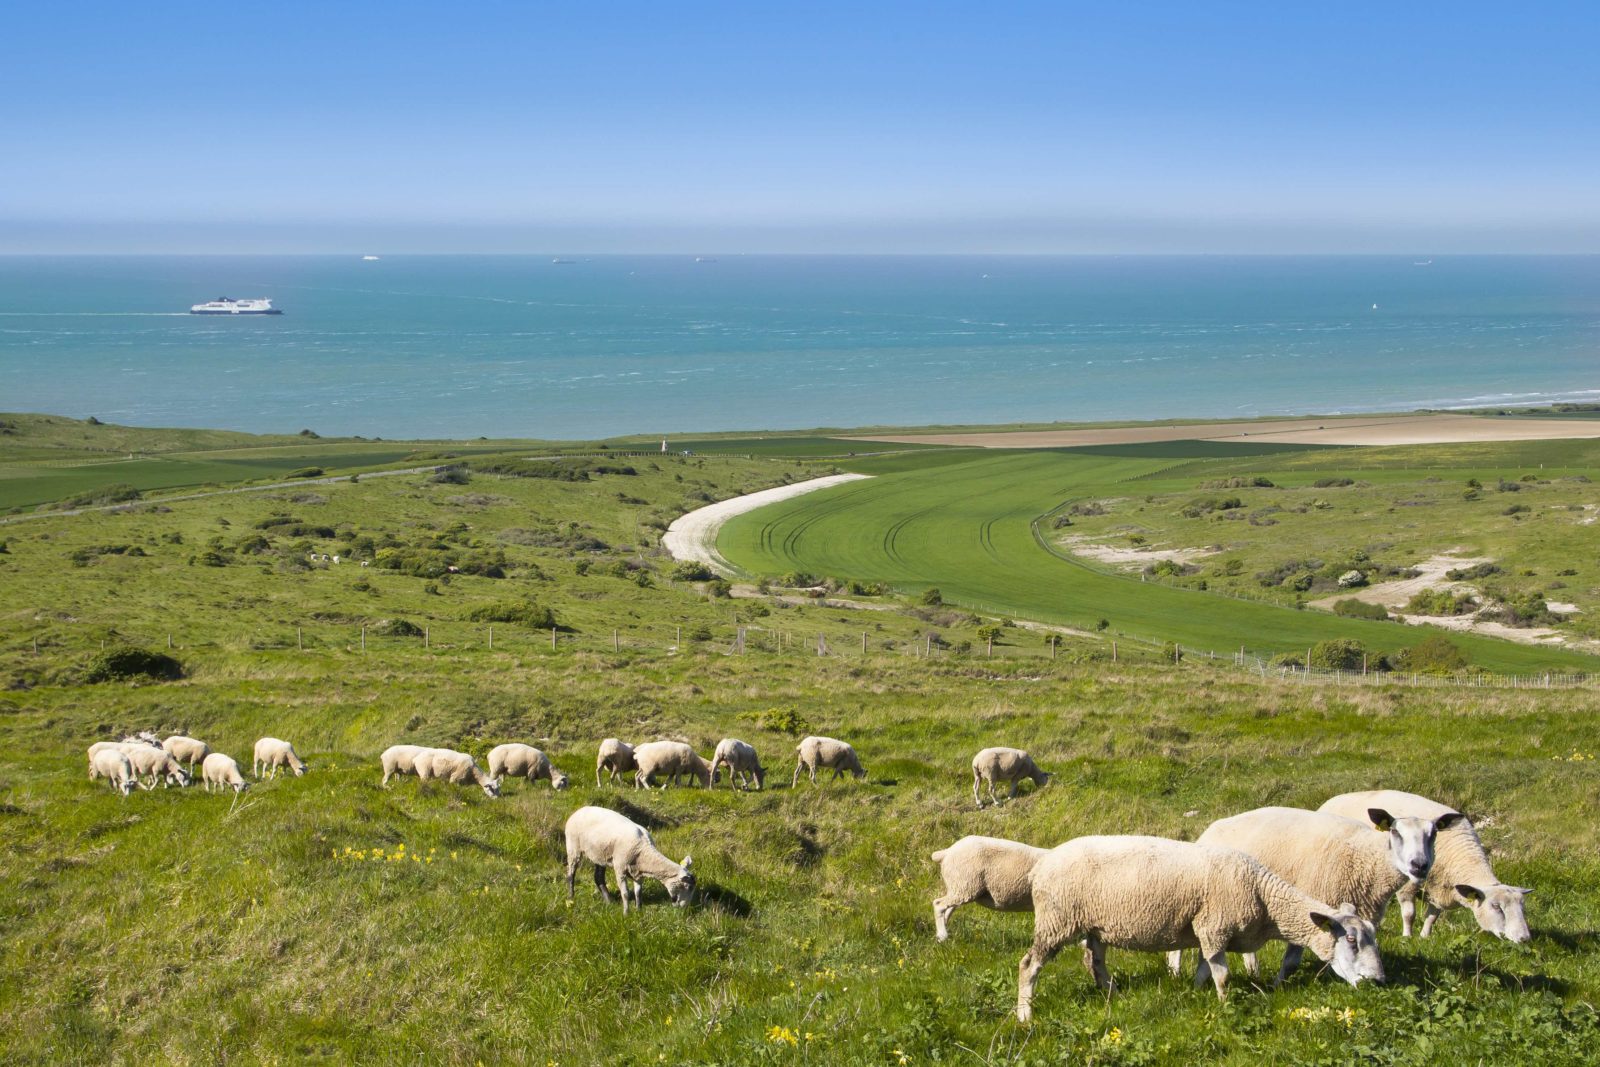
[661,473,872,576]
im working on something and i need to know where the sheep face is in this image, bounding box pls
[1368,808,1460,883]
[550,770,570,791]
[481,777,502,798]
[664,856,696,906]
[1311,909,1384,986]
[1456,884,1532,943]
[291,761,308,777]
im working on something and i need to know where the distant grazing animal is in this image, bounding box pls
[253,737,308,779]
[162,735,211,774]
[202,752,250,794]
[792,735,866,785]
[709,738,765,790]
[971,747,1050,807]
[90,748,138,796]
[380,744,429,785]
[1016,835,1383,1023]
[1319,789,1530,942]
[1194,805,1461,984]
[122,743,190,788]
[632,741,712,789]
[595,738,637,786]
[416,747,500,797]
[564,805,695,914]
[120,731,163,748]
[931,835,1050,941]
[487,743,569,790]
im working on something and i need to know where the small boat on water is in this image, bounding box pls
[362,255,381,261]
[189,297,282,315]
[551,258,577,265]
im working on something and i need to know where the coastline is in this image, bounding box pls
[661,473,872,576]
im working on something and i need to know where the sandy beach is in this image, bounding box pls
[847,413,1600,449]
[661,473,872,576]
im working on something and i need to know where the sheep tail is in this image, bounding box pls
[931,849,948,863]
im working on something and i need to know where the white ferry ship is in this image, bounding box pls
[189,297,282,315]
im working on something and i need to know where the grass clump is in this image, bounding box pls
[1332,598,1389,621]
[462,600,559,629]
[1406,589,1477,616]
[80,646,185,683]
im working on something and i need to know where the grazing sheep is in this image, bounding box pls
[972,747,1050,807]
[596,738,637,786]
[632,741,712,789]
[120,731,163,748]
[1016,835,1383,1023]
[709,738,765,790]
[89,748,138,796]
[380,744,430,785]
[931,835,1049,941]
[1319,789,1531,942]
[253,737,308,779]
[1195,805,1461,984]
[792,735,866,786]
[563,805,695,914]
[122,743,191,788]
[162,735,211,773]
[202,752,250,794]
[86,740,126,778]
[487,743,569,790]
[415,747,500,797]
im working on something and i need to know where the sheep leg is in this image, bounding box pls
[1016,932,1069,1024]
[1273,944,1304,988]
[593,862,614,906]
[972,770,982,808]
[1243,952,1261,979]
[1166,950,1184,977]
[792,758,803,788]
[1081,933,1115,994]
[613,863,630,914]
[631,877,643,912]
[565,854,579,900]
[1008,778,1019,799]
[1419,902,1443,938]
[1202,949,1231,1001]
[933,896,958,942]
[1397,882,1420,937]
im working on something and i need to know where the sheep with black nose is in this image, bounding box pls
[487,743,569,790]
[792,736,865,786]
[564,806,695,914]
[971,747,1050,807]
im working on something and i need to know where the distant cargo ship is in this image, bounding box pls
[189,297,282,315]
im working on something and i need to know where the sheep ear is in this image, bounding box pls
[680,855,693,870]
[1338,901,1357,914]
[1454,884,1486,903]
[1435,811,1465,831]
[1367,808,1395,832]
[1516,887,1534,895]
[1309,911,1342,934]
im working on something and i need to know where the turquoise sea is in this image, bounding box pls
[0,255,1596,439]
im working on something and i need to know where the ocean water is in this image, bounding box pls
[0,255,1596,440]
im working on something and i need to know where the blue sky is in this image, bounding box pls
[3,1,1597,252]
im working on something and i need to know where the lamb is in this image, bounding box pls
[595,738,637,786]
[162,735,211,773]
[1194,804,1462,984]
[1319,789,1530,942]
[253,737,308,779]
[202,752,250,794]
[122,743,191,788]
[792,735,866,786]
[931,835,1049,941]
[563,805,695,914]
[380,744,429,785]
[1016,835,1383,1023]
[632,740,712,789]
[415,747,501,797]
[487,743,569,790]
[89,747,138,796]
[709,738,765,790]
[971,747,1050,807]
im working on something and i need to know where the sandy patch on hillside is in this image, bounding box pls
[846,413,1600,450]
[1060,536,1219,568]
[1308,553,1492,612]
[662,473,872,577]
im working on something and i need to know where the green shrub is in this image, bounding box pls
[463,600,558,629]
[59,483,141,508]
[1332,598,1389,621]
[82,646,185,683]
[738,706,811,736]
[1180,496,1244,517]
[1309,638,1366,670]
[706,579,732,598]
[372,618,424,637]
[1445,562,1502,580]
[1405,589,1476,616]
[1312,477,1355,488]
[670,561,716,582]
[68,544,146,566]
[975,625,1003,642]
[286,467,324,479]
[1391,635,1468,673]
[427,465,471,485]
[920,587,943,606]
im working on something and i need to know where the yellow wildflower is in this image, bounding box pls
[766,1025,799,1047]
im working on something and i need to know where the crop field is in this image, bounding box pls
[718,444,1600,672]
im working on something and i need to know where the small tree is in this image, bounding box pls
[920,587,943,606]
[1309,638,1365,671]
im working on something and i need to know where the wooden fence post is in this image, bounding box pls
[488,625,494,650]
[987,634,993,657]
[425,626,430,649]
[1051,635,1057,660]
[613,629,619,652]
[862,631,868,654]
[360,626,366,652]
[1111,641,1117,663]
[551,626,557,651]
[676,625,682,647]
[297,626,302,651]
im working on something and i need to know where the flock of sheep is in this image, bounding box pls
[84,727,1531,1024]
[87,731,307,794]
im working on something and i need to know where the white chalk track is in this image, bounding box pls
[662,474,872,577]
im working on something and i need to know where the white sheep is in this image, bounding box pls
[380,744,429,785]
[1016,835,1383,1023]
[931,835,1049,941]
[122,743,191,788]
[1194,804,1462,984]
[253,737,309,779]
[202,752,250,794]
[487,743,569,790]
[632,740,711,789]
[162,735,211,773]
[416,747,500,797]
[971,747,1050,807]
[595,738,637,786]
[1319,789,1531,942]
[89,747,138,796]
[709,738,765,790]
[563,805,695,914]
[120,731,163,747]
[792,735,866,786]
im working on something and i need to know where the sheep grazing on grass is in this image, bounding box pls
[931,835,1049,941]
[792,735,866,786]
[202,753,250,794]
[1016,835,1382,1023]
[487,743,569,790]
[595,738,636,787]
[253,737,309,779]
[89,748,138,796]
[416,747,501,797]
[1319,789,1531,942]
[971,747,1050,807]
[1194,805,1462,984]
[564,805,695,914]
[162,735,210,774]
[380,744,429,785]
[632,741,712,789]
[122,743,191,789]
[120,731,163,748]
[709,738,765,790]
